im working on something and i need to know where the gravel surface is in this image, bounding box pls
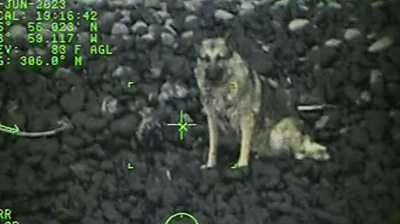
[0,0,399,223]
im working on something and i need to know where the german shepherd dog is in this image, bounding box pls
[194,38,330,169]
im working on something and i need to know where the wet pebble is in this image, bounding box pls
[214,9,235,21]
[111,22,130,35]
[368,36,393,53]
[288,18,309,31]
[131,20,148,35]
[344,28,362,40]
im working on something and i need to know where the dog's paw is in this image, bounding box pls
[235,160,249,168]
[200,163,216,169]
[224,164,250,179]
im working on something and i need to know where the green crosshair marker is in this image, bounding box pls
[127,82,135,88]
[0,123,21,135]
[164,212,200,224]
[127,162,135,170]
[167,111,197,140]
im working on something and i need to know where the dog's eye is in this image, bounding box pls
[217,51,232,60]
[201,54,211,62]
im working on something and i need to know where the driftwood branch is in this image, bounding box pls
[296,104,335,111]
[16,118,73,137]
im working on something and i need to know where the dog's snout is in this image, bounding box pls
[205,64,224,82]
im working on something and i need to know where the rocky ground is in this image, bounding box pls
[0,0,399,223]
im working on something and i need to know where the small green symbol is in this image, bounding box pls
[127,162,135,170]
[164,212,199,224]
[230,81,239,90]
[127,82,135,88]
[167,110,197,141]
[0,123,21,135]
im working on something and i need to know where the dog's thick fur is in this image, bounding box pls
[194,38,330,168]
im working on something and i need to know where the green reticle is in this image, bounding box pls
[0,123,20,135]
[127,162,135,170]
[127,81,135,88]
[167,110,197,140]
[164,212,199,224]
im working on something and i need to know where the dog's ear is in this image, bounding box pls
[223,31,233,42]
[194,43,200,53]
[223,30,237,53]
[194,33,205,54]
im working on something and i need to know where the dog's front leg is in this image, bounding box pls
[236,112,255,167]
[201,110,218,169]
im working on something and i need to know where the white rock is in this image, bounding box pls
[239,2,255,15]
[185,15,198,24]
[370,69,384,95]
[371,1,385,8]
[144,0,160,8]
[141,33,155,42]
[9,24,27,39]
[360,91,371,103]
[112,66,132,78]
[164,18,177,36]
[182,30,194,39]
[274,0,289,7]
[111,22,129,35]
[161,32,175,46]
[120,10,132,23]
[288,18,310,31]
[184,15,198,29]
[131,20,148,35]
[327,2,341,9]
[101,96,118,115]
[324,38,342,47]
[367,32,377,39]
[344,28,362,40]
[368,36,393,53]
[315,115,330,130]
[214,9,234,21]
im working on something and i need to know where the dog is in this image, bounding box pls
[194,37,330,169]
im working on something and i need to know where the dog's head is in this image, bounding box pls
[197,38,233,84]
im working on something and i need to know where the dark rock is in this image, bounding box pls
[313,209,349,224]
[325,109,342,130]
[276,215,298,224]
[98,11,118,34]
[15,165,36,196]
[110,114,139,137]
[1,67,22,85]
[0,174,13,195]
[252,161,281,189]
[343,84,360,104]
[60,86,86,115]
[63,135,85,148]
[102,201,122,221]
[52,167,71,181]
[364,110,388,141]
[309,46,337,67]
[164,54,191,79]
[100,161,114,172]
[145,180,162,203]
[348,125,370,148]
[162,186,179,206]
[387,83,400,101]
[85,117,108,132]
